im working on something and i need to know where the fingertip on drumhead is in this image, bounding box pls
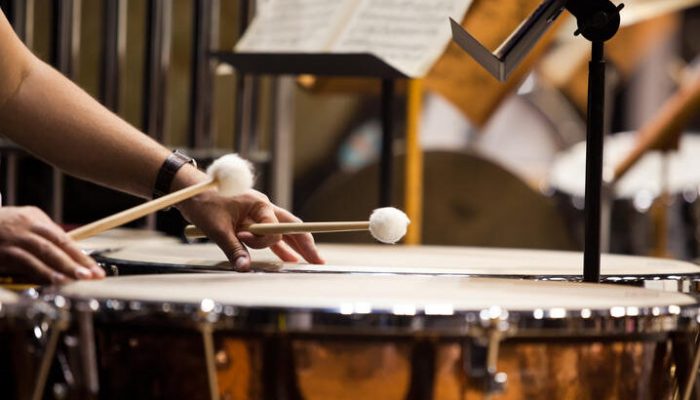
[234,255,251,272]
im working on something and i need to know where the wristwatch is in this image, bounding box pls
[152,149,197,199]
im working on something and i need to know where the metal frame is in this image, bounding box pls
[143,0,172,144]
[190,0,220,148]
[101,0,128,112]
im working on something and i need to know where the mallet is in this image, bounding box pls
[184,207,411,244]
[68,154,253,241]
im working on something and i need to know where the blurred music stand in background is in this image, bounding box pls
[451,0,625,282]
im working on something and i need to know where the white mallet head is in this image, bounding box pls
[206,154,254,197]
[368,207,411,244]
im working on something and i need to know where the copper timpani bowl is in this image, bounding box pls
[48,273,700,400]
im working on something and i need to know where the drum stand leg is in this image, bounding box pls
[261,336,302,400]
[77,309,99,397]
[462,329,507,400]
[30,320,64,400]
[406,340,436,400]
[681,334,700,400]
[200,324,220,400]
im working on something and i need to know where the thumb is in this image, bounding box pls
[213,231,251,272]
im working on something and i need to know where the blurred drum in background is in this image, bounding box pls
[94,242,700,294]
[50,274,700,399]
[299,151,576,250]
[0,288,65,400]
[549,133,700,259]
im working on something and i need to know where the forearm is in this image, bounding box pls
[0,59,178,197]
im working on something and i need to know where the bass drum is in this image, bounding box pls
[299,151,576,250]
[549,132,700,259]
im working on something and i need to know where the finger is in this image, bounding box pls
[15,233,95,280]
[31,223,104,278]
[0,246,70,284]
[272,206,324,264]
[238,201,282,247]
[283,233,325,264]
[237,231,281,249]
[272,205,302,223]
[208,228,252,272]
[269,241,300,263]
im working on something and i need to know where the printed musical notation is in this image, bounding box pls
[235,0,357,52]
[235,0,472,77]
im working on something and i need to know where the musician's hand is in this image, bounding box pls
[177,189,324,271]
[0,206,104,284]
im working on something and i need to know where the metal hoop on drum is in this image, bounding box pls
[50,273,700,399]
[0,288,67,400]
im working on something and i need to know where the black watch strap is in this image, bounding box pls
[153,150,197,199]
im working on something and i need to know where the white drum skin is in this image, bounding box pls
[93,242,700,293]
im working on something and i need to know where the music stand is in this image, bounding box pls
[451,0,624,282]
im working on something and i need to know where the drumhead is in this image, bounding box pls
[59,274,698,335]
[78,228,180,253]
[96,242,700,278]
[550,133,700,198]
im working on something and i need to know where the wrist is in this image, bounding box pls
[172,163,215,217]
[152,150,198,199]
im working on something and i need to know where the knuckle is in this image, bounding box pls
[54,233,71,247]
[252,201,272,215]
[36,240,53,257]
[257,193,270,203]
[22,206,43,217]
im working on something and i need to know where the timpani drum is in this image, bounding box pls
[93,242,700,293]
[0,288,65,400]
[549,133,700,259]
[54,274,700,399]
[77,228,180,254]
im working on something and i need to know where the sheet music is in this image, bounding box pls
[332,0,472,77]
[235,0,358,52]
[236,0,472,77]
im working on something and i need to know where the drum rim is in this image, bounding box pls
[46,291,700,338]
[0,295,65,324]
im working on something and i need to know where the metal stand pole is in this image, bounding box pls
[101,0,127,112]
[234,0,251,155]
[190,0,219,149]
[583,41,606,283]
[566,0,623,282]
[380,79,395,207]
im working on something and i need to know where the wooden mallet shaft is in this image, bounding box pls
[69,179,217,241]
[185,221,370,238]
